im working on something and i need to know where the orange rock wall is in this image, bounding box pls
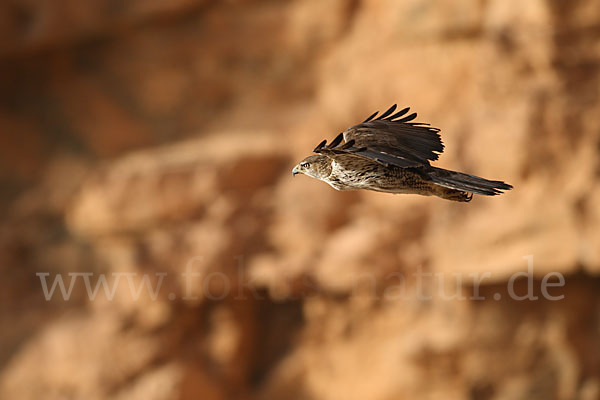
[1,1,599,399]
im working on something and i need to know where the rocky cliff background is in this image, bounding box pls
[1,0,599,399]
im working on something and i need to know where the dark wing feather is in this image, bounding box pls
[341,105,444,168]
[313,132,417,168]
[313,105,444,169]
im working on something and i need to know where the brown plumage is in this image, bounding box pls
[292,104,512,202]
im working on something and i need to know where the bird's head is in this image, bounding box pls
[292,155,331,180]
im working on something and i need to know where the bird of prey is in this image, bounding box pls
[292,104,512,202]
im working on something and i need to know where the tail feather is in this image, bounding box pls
[429,167,513,196]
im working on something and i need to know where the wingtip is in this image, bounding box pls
[362,110,379,123]
[313,139,327,153]
[386,106,410,121]
[378,104,397,120]
[327,132,344,149]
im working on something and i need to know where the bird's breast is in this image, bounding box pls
[325,160,376,190]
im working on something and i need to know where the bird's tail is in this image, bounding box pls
[428,167,513,196]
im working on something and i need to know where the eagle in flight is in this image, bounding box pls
[292,104,512,202]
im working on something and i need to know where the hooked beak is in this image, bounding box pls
[292,166,299,177]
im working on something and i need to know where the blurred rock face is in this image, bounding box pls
[1,1,599,399]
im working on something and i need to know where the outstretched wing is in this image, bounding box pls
[314,105,444,168]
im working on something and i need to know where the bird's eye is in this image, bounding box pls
[301,162,310,168]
